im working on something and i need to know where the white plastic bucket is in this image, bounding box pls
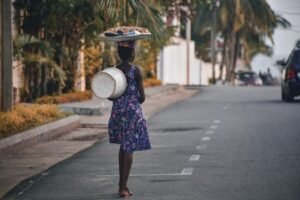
[91,67,127,98]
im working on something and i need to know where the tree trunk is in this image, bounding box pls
[41,65,47,96]
[225,32,235,83]
[231,32,240,83]
[225,31,240,84]
[58,34,66,94]
[218,32,227,80]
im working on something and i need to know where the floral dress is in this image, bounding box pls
[108,66,151,153]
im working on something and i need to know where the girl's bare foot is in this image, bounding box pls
[119,190,130,198]
[119,187,133,196]
[126,187,133,196]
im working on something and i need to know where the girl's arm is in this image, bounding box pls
[135,67,145,104]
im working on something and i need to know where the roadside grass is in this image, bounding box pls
[0,104,68,139]
[34,80,160,105]
[34,91,92,104]
[144,78,161,88]
[1,81,161,140]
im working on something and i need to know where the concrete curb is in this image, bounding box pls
[145,84,179,97]
[59,85,179,116]
[0,115,81,156]
[59,104,103,116]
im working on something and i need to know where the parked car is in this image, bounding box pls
[234,71,262,86]
[280,47,300,102]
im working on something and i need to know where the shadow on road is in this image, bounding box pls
[238,99,300,105]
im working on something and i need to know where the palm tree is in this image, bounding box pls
[13,34,66,102]
[193,0,290,83]
[233,0,290,79]
[13,0,177,98]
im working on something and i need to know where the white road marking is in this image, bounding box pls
[150,145,170,148]
[223,104,230,110]
[151,132,203,136]
[97,171,193,177]
[181,168,194,175]
[210,125,218,129]
[202,137,211,141]
[214,120,221,124]
[205,130,215,135]
[189,155,201,161]
[196,144,207,150]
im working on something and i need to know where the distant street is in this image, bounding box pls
[4,86,300,200]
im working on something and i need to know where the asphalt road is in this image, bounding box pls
[3,86,300,200]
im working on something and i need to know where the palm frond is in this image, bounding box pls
[135,1,171,44]
[13,34,38,57]
[193,4,212,35]
[275,14,291,29]
[14,34,39,49]
[22,53,66,85]
[98,0,118,18]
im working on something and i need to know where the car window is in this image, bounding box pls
[239,72,255,80]
[286,51,293,65]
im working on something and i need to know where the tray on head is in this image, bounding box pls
[97,33,151,41]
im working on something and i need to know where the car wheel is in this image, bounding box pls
[281,87,285,101]
[285,90,294,102]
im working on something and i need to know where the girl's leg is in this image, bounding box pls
[118,147,124,191]
[118,147,133,196]
[123,151,133,190]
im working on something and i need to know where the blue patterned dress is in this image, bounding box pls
[108,66,151,153]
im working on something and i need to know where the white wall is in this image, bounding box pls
[12,60,22,103]
[75,49,86,92]
[200,62,226,85]
[157,37,201,85]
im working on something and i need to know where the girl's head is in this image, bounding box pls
[117,41,135,62]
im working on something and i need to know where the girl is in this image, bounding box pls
[108,40,151,198]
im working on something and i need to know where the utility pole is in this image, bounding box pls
[1,0,13,111]
[182,2,191,86]
[0,1,2,109]
[186,17,191,86]
[211,0,220,85]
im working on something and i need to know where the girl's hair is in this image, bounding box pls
[118,46,135,61]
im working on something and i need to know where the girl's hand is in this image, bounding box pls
[135,67,145,104]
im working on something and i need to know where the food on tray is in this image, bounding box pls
[104,26,150,37]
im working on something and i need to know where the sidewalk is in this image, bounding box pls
[0,85,198,198]
[59,85,181,126]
